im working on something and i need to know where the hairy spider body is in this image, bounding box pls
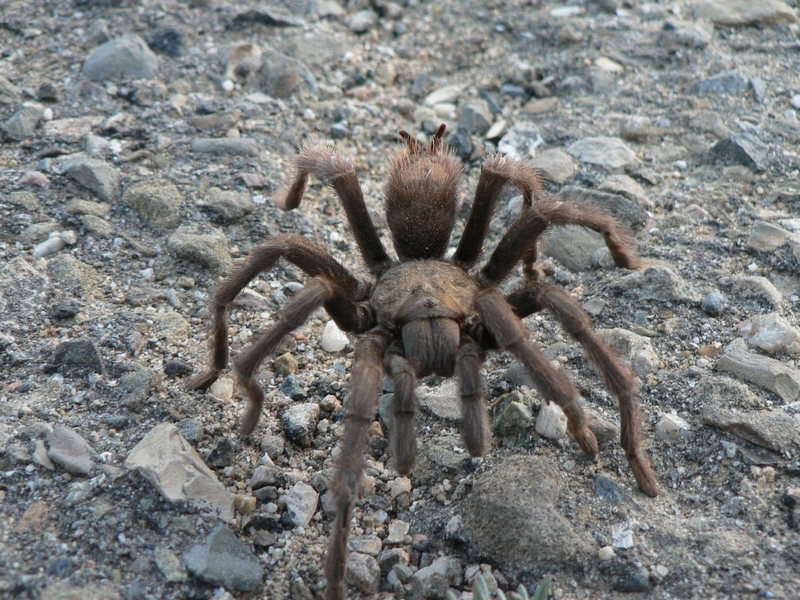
[189,125,659,599]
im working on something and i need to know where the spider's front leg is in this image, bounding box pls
[474,288,599,459]
[385,343,419,475]
[326,328,389,600]
[187,234,361,394]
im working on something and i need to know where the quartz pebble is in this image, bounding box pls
[321,319,348,352]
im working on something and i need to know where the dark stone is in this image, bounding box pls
[701,290,728,316]
[448,127,473,161]
[183,524,264,591]
[206,438,237,468]
[147,28,183,57]
[176,419,203,443]
[47,556,73,577]
[51,300,81,319]
[164,359,190,377]
[104,414,129,429]
[499,83,527,98]
[594,474,632,504]
[603,559,652,593]
[692,71,748,94]
[710,134,768,171]
[48,337,104,376]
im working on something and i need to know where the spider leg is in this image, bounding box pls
[325,328,389,600]
[275,141,390,273]
[455,335,490,456]
[506,282,659,497]
[233,277,354,435]
[479,197,641,286]
[385,342,419,474]
[474,288,599,459]
[454,153,545,269]
[187,235,367,392]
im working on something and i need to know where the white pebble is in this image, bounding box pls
[209,377,234,402]
[321,320,348,352]
[59,230,78,245]
[535,401,567,440]
[33,236,65,257]
[598,545,615,561]
[612,523,634,549]
[222,79,235,93]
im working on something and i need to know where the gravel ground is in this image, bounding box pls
[2,1,800,599]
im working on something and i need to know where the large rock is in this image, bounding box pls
[125,423,234,521]
[462,455,592,571]
[82,35,159,82]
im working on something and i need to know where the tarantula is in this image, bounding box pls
[189,125,659,599]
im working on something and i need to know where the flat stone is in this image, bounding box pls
[122,178,183,227]
[200,187,254,223]
[154,547,187,583]
[599,174,651,208]
[280,481,318,527]
[729,275,783,310]
[710,134,768,171]
[656,413,693,442]
[458,99,492,136]
[257,47,313,98]
[557,186,648,231]
[412,556,461,596]
[692,70,749,94]
[234,5,306,27]
[423,85,461,106]
[694,0,797,26]
[597,328,659,377]
[659,19,714,48]
[43,116,104,143]
[190,138,259,156]
[418,379,460,421]
[530,148,576,184]
[83,34,159,81]
[183,524,263,591]
[567,136,640,171]
[63,157,120,202]
[740,312,800,355]
[701,406,800,453]
[2,101,46,141]
[716,338,800,403]
[497,120,544,158]
[46,427,97,476]
[610,263,696,302]
[543,225,605,271]
[125,423,234,521]
[747,221,792,251]
[492,392,533,437]
[168,229,232,274]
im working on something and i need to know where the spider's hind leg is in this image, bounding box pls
[507,282,659,497]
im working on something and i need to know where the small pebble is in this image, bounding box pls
[321,320,348,352]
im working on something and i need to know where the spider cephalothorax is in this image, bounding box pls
[189,125,659,600]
